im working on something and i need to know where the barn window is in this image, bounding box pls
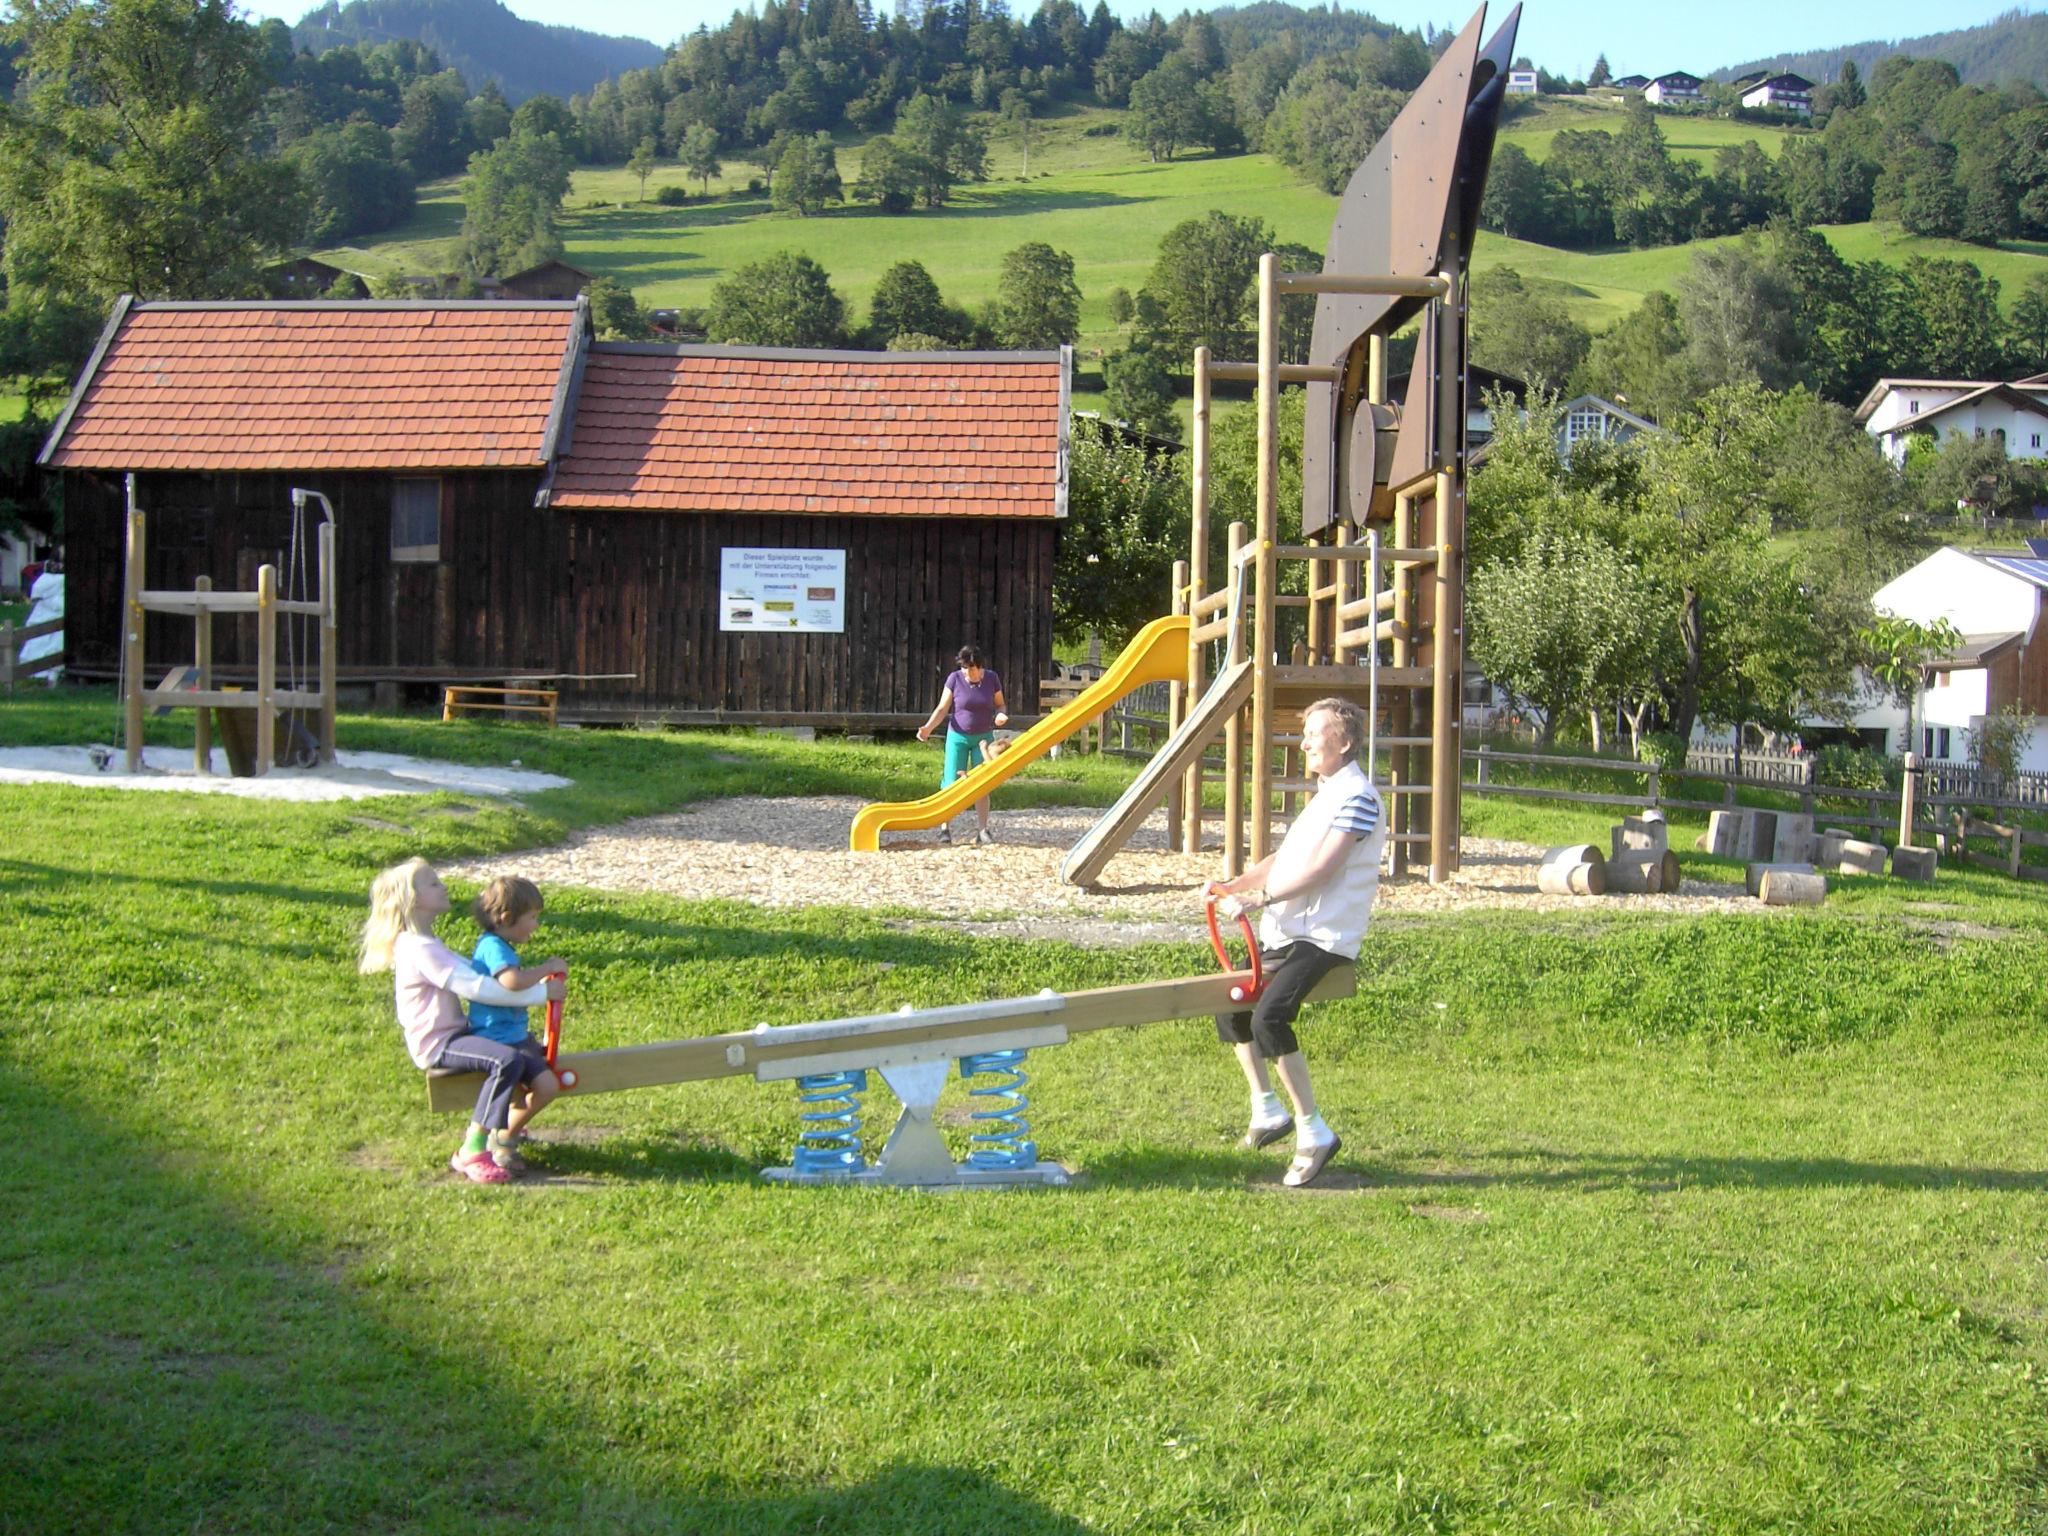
[1908,400,1919,414]
[391,478,441,562]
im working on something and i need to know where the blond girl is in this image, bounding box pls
[361,858,564,1184]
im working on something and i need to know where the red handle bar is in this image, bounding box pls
[543,974,577,1089]
[1204,894,1264,1005]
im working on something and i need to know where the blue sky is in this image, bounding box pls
[241,0,2040,77]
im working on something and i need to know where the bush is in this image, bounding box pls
[745,177,764,195]
[1812,743,1898,794]
[1637,732,1687,771]
[654,185,690,206]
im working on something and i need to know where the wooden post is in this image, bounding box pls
[194,576,213,775]
[256,563,277,777]
[1800,757,1815,816]
[319,518,338,763]
[1331,522,1353,666]
[1224,519,1248,877]
[1390,490,1413,878]
[0,621,13,693]
[1646,760,1661,809]
[1184,347,1212,854]
[123,476,146,773]
[1429,470,1459,883]
[1898,751,1918,849]
[1251,252,1279,864]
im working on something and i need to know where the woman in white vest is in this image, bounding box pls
[1206,697,1385,1187]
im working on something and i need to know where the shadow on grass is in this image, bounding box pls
[0,1071,1101,1534]
[1075,1144,2048,1195]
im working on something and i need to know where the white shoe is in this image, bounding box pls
[975,827,995,845]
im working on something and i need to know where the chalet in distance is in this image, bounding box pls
[40,298,1070,726]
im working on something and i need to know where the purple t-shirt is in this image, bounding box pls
[945,668,1003,734]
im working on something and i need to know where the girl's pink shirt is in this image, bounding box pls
[392,931,473,1068]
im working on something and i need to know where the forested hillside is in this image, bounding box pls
[1715,8,2048,91]
[293,0,662,104]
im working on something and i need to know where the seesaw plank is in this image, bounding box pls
[425,968,1357,1113]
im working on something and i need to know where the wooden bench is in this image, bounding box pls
[442,684,559,726]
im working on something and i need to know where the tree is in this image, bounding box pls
[626,136,657,203]
[1103,341,1177,439]
[706,251,844,347]
[0,0,306,305]
[285,121,415,244]
[458,128,572,278]
[854,134,921,214]
[1588,54,1611,89]
[391,71,470,179]
[1107,287,1135,328]
[1125,54,1204,162]
[1903,257,2004,378]
[588,277,651,340]
[1057,428,1187,645]
[1478,144,1557,242]
[680,122,722,195]
[771,132,840,216]
[868,260,954,346]
[1860,613,1963,755]
[464,80,512,150]
[1674,239,1798,392]
[1000,88,1038,176]
[893,92,988,208]
[2008,271,2048,374]
[992,242,1080,348]
[1577,291,1694,424]
[1139,210,1268,358]
[1467,527,1643,746]
[1969,703,2032,788]
[1469,267,1590,392]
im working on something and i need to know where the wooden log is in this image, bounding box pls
[1541,843,1605,870]
[1537,860,1605,896]
[1706,809,1749,858]
[1890,845,1937,883]
[1758,869,1827,906]
[1611,814,1668,860]
[1816,830,1852,871]
[1743,810,1779,862]
[1837,838,1888,876]
[1772,812,1814,863]
[1608,850,1681,894]
[1746,861,1815,898]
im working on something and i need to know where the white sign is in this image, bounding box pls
[720,547,846,633]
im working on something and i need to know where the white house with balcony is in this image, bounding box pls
[1864,544,2048,771]
[1644,71,1703,106]
[1738,72,1813,115]
[1505,67,1538,95]
[1856,376,2048,467]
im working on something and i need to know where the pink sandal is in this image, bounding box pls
[450,1149,511,1185]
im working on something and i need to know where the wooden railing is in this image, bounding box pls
[0,616,62,691]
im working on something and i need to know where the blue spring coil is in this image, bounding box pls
[959,1049,1037,1170]
[791,1069,868,1175]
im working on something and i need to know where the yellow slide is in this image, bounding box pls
[850,614,1191,850]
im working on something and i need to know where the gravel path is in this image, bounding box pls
[445,797,1757,945]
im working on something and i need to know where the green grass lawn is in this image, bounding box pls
[1497,96,1800,166]
[6,688,2048,1531]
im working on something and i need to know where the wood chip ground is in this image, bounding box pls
[445,798,1761,945]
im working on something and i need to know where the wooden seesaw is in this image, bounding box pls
[426,905,1350,1187]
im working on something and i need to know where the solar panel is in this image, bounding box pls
[2027,537,2048,558]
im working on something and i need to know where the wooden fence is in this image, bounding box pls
[1685,745,2048,806]
[0,616,62,691]
[1465,746,2048,872]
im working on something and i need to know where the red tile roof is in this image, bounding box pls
[41,302,581,472]
[545,346,1066,519]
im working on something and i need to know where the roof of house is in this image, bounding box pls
[1611,74,1649,87]
[1971,551,2048,593]
[1873,383,2048,438]
[1744,73,1813,91]
[1650,71,1703,87]
[1854,376,2011,422]
[498,260,596,286]
[1559,393,1660,434]
[39,299,585,472]
[543,344,1070,518]
[1930,630,2026,668]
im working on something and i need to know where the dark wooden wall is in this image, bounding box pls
[60,471,1054,720]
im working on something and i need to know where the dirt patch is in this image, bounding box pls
[444,796,1768,939]
[1898,916,2021,951]
[1409,1203,1489,1223]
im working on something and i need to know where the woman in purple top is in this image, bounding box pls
[916,644,1008,844]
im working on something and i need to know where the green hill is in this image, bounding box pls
[1714,8,2048,90]
[1496,96,1801,167]
[318,104,2048,371]
[293,0,663,104]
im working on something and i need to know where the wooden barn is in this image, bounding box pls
[41,298,1068,726]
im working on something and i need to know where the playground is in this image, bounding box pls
[6,699,2048,1532]
[11,9,2048,1526]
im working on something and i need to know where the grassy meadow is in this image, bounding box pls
[315,95,2048,381]
[1495,96,1801,166]
[6,687,2048,1531]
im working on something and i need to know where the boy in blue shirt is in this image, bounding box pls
[470,875,568,1172]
